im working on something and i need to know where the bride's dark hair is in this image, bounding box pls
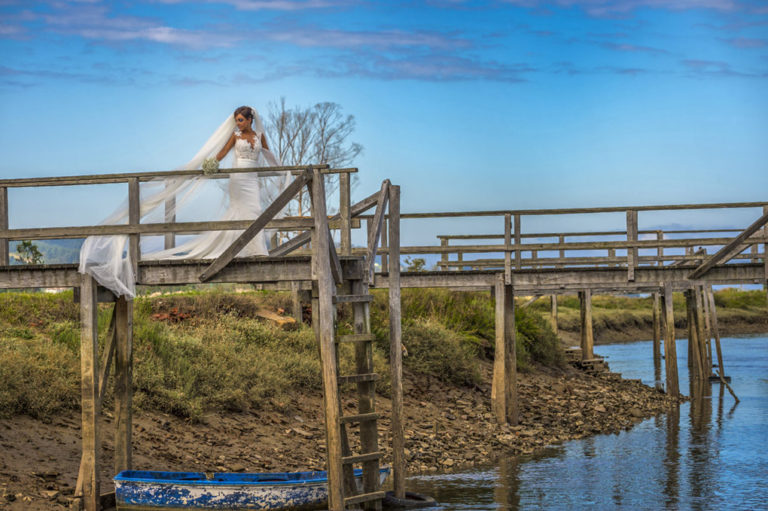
[234,106,253,121]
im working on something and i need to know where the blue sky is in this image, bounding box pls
[1,0,767,245]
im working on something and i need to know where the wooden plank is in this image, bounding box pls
[514,214,521,270]
[388,184,405,500]
[79,274,101,511]
[662,284,680,397]
[128,178,140,280]
[690,210,768,279]
[114,296,133,474]
[491,274,517,426]
[652,292,661,381]
[345,491,385,506]
[0,186,7,266]
[340,412,380,424]
[97,306,118,407]
[327,226,343,286]
[342,452,383,465]
[339,173,351,256]
[0,164,334,188]
[310,169,343,511]
[333,294,373,304]
[579,289,594,360]
[164,182,176,250]
[626,209,638,281]
[338,373,380,384]
[199,171,310,282]
[504,213,512,285]
[367,181,390,282]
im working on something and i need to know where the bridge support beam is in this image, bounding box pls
[686,290,706,382]
[579,289,594,361]
[79,274,101,511]
[652,291,662,390]
[492,275,517,425]
[661,284,680,397]
[114,296,133,474]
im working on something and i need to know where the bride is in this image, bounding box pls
[78,106,288,298]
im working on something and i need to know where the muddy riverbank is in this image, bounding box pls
[0,362,679,510]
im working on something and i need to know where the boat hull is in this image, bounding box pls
[115,468,389,510]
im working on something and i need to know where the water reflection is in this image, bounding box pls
[404,336,767,509]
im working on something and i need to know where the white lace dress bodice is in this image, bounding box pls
[234,133,263,166]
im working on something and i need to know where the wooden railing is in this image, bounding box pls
[360,201,768,284]
[0,165,360,268]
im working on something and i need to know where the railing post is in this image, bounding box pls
[0,186,7,266]
[114,296,133,474]
[579,289,594,360]
[627,209,638,281]
[388,184,406,499]
[514,214,521,270]
[164,181,176,250]
[440,237,449,270]
[558,234,565,269]
[128,178,140,280]
[492,273,517,425]
[79,274,101,511]
[339,172,351,256]
[381,218,388,271]
[656,230,663,266]
[504,214,512,284]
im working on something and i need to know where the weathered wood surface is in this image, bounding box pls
[0,164,350,188]
[310,169,344,510]
[388,185,406,499]
[367,181,390,282]
[492,275,517,426]
[579,290,594,361]
[0,186,7,266]
[652,292,661,385]
[626,209,638,281]
[662,284,680,397]
[79,274,101,511]
[128,178,140,278]
[339,172,351,256]
[114,296,133,474]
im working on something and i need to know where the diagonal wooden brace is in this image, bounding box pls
[367,180,391,282]
[199,170,311,282]
[689,210,768,280]
[268,189,384,257]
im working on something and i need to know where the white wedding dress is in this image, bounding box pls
[79,110,288,298]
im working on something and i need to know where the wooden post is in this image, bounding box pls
[686,290,704,381]
[79,274,101,511]
[339,172,351,256]
[699,285,713,373]
[706,286,725,377]
[492,274,517,425]
[380,218,388,272]
[608,247,616,267]
[579,289,594,360]
[657,230,664,267]
[558,235,565,269]
[164,182,176,250]
[0,186,7,266]
[504,214,512,284]
[662,284,680,397]
[550,294,558,335]
[514,214,521,270]
[388,185,406,499]
[114,296,133,474]
[626,209,638,281]
[440,237,449,270]
[652,291,662,388]
[291,281,303,324]
[310,170,344,510]
[128,178,140,279]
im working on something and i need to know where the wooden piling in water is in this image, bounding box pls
[652,291,662,390]
[579,289,594,361]
[662,284,680,397]
[492,274,517,425]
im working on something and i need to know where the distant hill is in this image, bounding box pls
[10,239,83,265]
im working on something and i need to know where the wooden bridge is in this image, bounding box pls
[1,166,766,510]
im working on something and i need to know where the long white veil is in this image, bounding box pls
[78,108,285,298]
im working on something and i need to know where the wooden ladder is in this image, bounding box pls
[325,277,385,509]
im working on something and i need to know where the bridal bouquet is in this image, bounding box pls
[202,157,219,175]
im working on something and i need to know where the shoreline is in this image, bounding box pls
[0,362,680,510]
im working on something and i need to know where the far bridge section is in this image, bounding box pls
[363,200,768,421]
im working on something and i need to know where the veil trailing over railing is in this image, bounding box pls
[78,109,287,298]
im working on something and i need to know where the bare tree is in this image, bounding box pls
[266,99,362,216]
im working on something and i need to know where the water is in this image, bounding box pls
[403,335,768,509]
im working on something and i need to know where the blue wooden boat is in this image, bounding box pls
[114,468,390,510]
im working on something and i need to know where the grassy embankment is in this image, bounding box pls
[529,288,768,344]
[0,288,560,422]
